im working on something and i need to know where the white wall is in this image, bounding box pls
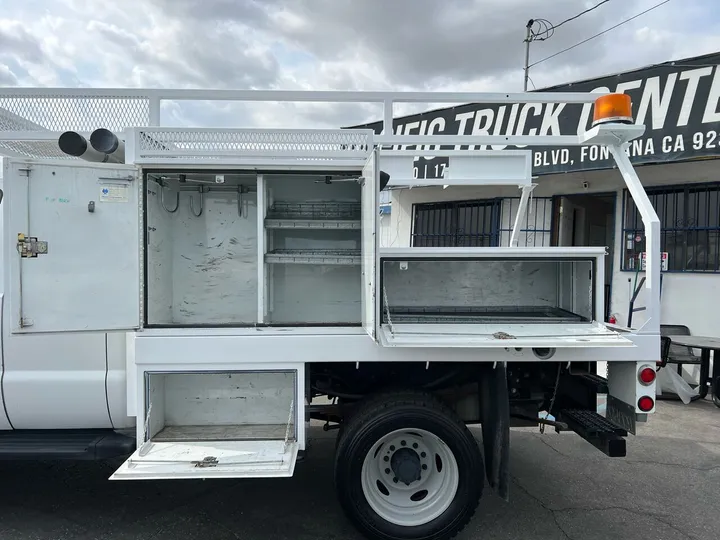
[145,182,259,325]
[384,159,720,337]
[379,212,396,247]
[146,179,175,323]
[383,259,585,314]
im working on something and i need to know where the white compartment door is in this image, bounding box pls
[378,322,635,348]
[5,160,140,333]
[110,440,299,480]
[361,148,379,339]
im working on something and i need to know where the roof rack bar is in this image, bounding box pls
[0,88,605,104]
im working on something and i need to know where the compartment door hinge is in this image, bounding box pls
[16,233,48,258]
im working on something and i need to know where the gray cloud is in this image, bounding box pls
[176,29,280,89]
[0,0,715,131]
[146,0,658,88]
[0,22,48,65]
[0,65,19,85]
[87,18,280,89]
[151,0,269,25]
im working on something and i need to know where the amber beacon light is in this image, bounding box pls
[592,93,634,127]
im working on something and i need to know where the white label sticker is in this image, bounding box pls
[99,184,129,203]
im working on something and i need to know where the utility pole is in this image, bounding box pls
[523,19,534,91]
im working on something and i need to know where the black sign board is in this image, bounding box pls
[347,52,720,177]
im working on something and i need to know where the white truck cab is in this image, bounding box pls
[0,89,661,540]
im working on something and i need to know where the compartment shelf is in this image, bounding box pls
[265,248,361,265]
[265,201,361,230]
[265,218,360,230]
[267,201,361,220]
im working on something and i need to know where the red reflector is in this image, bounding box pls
[638,396,654,412]
[639,367,656,384]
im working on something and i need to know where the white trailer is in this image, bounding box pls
[0,89,660,540]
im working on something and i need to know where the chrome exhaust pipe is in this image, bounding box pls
[90,128,125,162]
[58,131,120,163]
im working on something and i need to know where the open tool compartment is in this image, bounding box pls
[144,165,376,328]
[377,248,633,349]
[260,172,363,325]
[144,171,260,327]
[111,368,300,480]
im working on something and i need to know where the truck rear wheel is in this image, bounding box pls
[334,390,483,540]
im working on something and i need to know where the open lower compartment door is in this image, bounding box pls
[377,249,634,348]
[378,321,634,348]
[112,369,302,480]
[110,439,299,480]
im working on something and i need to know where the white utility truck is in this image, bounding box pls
[0,89,660,540]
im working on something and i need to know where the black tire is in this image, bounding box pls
[712,376,720,408]
[334,390,483,540]
[335,422,345,450]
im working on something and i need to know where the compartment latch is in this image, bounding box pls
[16,233,48,258]
[193,456,219,468]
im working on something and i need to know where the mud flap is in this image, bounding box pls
[480,364,510,501]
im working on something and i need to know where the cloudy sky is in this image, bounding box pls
[0,0,719,129]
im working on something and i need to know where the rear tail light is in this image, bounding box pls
[638,366,656,385]
[638,396,655,412]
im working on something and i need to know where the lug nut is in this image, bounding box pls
[385,468,390,474]
[393,477,398,483]
[422,464,427,470]
[412,443,418,449]
[421,452,426,458]
[383,456,389,462]
[401,440,406,446]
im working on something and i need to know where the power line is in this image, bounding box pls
[528,0,672,69]
[552,0,611,30]
[528,1,611,43]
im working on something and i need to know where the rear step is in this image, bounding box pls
[559,409,627,458]
[571,372,609,394]
[0,429,136,460]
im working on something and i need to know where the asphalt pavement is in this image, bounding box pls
[0,399,718,540]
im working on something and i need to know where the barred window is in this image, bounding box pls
[622,183,720,272]
[498,197,554,247]
[411,200,500,247]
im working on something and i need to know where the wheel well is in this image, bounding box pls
[308,361,601,426]
[310,362,475,398]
